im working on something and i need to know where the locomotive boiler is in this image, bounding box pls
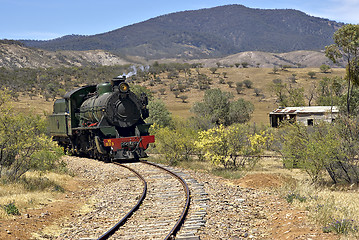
[48,76,154,161]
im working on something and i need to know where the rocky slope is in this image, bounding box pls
[0,42,131,68]
[157,50,342,68]
[0,41,341,69]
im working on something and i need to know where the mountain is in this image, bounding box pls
[21,4,343,60]
[0,40,131,68]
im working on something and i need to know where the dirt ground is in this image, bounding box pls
[0,176,90,240]
[0,171,339,240]
[235,173,338,240]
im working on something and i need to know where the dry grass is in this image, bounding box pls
[255,157,359,238]
[250,156,359,237]
[0,172,71,219]
[10,94,53,115]
[150,67,345,123]
[284,182,359,238]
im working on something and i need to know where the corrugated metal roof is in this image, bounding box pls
[270,106,339,114]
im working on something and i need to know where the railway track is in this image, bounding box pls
[98,161,190,240]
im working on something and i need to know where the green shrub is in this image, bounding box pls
[278,122,341,183]
[243,79,253,88]
[3,202,20,215]
[323,219,358,234]
[0,89,64,181]
[284,192,307,203]
[150,118,198,165]
[147,99,173,127]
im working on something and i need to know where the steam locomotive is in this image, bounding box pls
[48,76,154,161]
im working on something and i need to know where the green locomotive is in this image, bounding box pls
[48,76,154,161]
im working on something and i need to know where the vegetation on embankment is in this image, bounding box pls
[0,89,65,219]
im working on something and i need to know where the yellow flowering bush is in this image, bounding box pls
[195,124,271,169]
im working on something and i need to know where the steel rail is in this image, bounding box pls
[141,160,191,240]
[97,162,147,240]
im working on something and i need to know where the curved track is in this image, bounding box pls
[97,162,147,240]
[98,161,190,240]
[143,161,190,239]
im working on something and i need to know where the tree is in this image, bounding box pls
[228,99,254,124]
[270,79,287,106]
[241,62,249,68]
[305,81,317,106]
[191,88,254,126]
[209,67,218,74]
[316,76,344,107]
[254,88,262,97]
[287,87,305,106]
[151,118,198,165]
[319,64,331,73]
[130,84,153,100]
[158,88,166,95]
[147,99,172,127]
[173,90,180,98]
[278,122,341,183]
[307,71,316,79]
[226,80,234,88]
[192,89,231,125]
[179,95,188,103]
[325,24,359,114]
[272,66,279,74]
[289,73,297,83]
[270,78,305,107]
[277,118,359,184]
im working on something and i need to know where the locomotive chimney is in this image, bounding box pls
[111,76,126,87]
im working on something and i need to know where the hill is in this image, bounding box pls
[161,50,340,68]
[0,40,131,68]
[0,41,341,69]
[21,4,343,59]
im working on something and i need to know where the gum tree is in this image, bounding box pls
[325,24,359,114]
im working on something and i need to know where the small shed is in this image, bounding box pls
[269,106,339,127]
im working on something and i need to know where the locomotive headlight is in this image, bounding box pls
[119,82,129,93]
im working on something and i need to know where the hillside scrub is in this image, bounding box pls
[276,117,359,184]
[0,89,63,181]
[277,122,341,183]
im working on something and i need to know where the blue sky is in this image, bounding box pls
[1,0,358,40]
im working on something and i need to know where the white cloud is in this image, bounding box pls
[318,0,359,23]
